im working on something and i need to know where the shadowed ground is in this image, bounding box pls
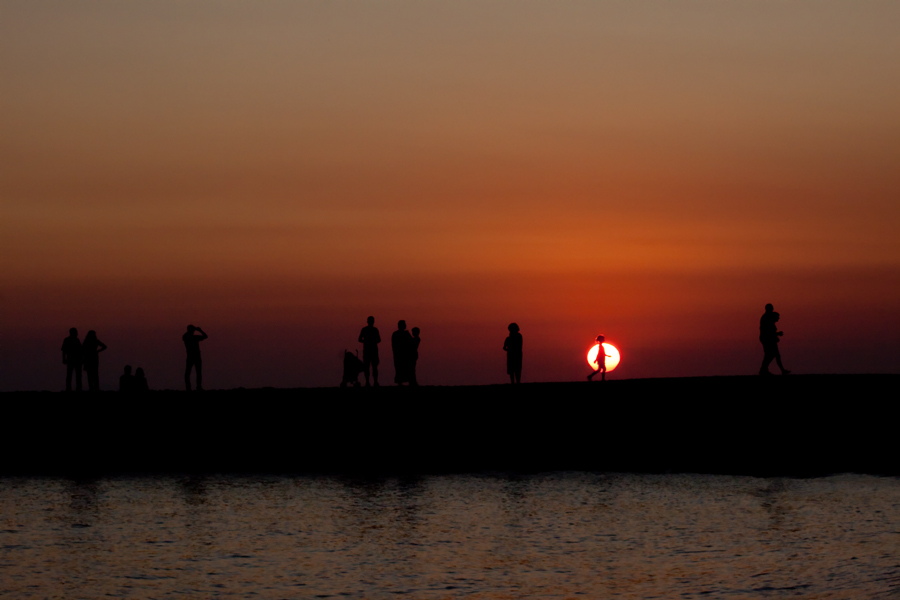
[1,374,896,477]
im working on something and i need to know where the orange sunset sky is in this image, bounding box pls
[2,0,899,390]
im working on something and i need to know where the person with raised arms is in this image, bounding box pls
[183,324,208,391]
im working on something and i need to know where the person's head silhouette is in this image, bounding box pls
[412,327,420,337]
[186,325,196,334]
[765,304,774,313]
[772,312,780,323]
[135,367,145,378]
[69,327,78,337]
[123,365,132,375]
[508,323,519,333]
[367,316,375,326]
[85,330,96,342]
[398,320,406,331]
[596,334,605,343]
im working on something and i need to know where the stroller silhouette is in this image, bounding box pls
[341,350,365,387]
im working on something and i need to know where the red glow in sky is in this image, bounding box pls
[1,1,898,390]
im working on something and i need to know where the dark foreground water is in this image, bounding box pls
[1,474,899,599]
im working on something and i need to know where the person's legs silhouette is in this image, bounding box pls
[759,344,776,375]
[185,358,193,391]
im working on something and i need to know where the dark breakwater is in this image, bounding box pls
[1,374,896,476]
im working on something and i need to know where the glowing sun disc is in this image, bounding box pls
[587,343,620,372]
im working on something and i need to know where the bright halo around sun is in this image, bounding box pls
[587,343,620,372]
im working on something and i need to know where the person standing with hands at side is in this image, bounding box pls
[391,320,413,386]
[503,323,523,384]
[82,330,108,392]
[183,325,208,391]
[61,327,84,392]
[358,316,381,387]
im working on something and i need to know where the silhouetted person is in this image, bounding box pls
[61,328,84,392]
[760,304,775,337]
[410,327,421,386]
[341,350,365,387]
[183,325,208,391]
[134,367,149,391]
[588,334,609,382]
[82,330,107,392]
[759,305,790,375]
[119,365,135,392]
[503,323,523,384]
[391,320,413,385]
[358,316,381,387]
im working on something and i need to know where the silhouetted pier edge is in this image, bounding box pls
[2,374,897,477]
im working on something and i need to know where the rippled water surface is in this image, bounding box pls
[1,473,899,598]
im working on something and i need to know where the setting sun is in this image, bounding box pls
[587,343,620,372]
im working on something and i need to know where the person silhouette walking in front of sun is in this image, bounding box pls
[588,334,609,382]
[503,323,523,384]
[391,320,413,385]
[183,325,208,391]
[759,304,790,375]
[410,327,421,386]
[82,330,108,392]
[358,316,381,387]
[61,327,84,392]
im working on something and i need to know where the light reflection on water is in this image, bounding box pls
[1,473,899,598]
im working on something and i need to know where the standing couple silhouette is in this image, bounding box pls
[61,328,107,391]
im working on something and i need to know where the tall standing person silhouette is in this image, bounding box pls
[61,328,84,392]
[183,325,208,391]
[358,316,381,387]
[759,304,790,375]
[82,330,108,392]
[391,320,412,386]
[503,323,523,384]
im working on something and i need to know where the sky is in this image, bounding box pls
[1,0,898,390]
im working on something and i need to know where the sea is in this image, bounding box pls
[1,473,898,599]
